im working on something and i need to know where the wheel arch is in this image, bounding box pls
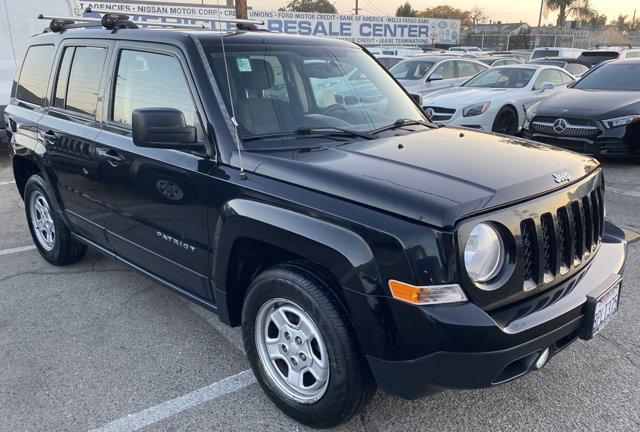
[212,199,379,326]
[12,155,42,199]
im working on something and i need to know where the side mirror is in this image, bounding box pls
[410,93,423,106]
[428,73,444,82]
[539,81,554,92]
[132,108,197,149]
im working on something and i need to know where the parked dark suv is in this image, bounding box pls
[4,15,627,428]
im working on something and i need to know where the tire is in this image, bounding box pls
[492,106,519,136]
[24,174,87,266]
[241,261,376,428]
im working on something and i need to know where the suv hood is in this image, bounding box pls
[538,88,640,118]
[424,86,513,106]
[244,128,598,228]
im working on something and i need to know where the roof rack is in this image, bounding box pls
[39,13,207,32]
[38,8,264,33]
[84,7,264,29]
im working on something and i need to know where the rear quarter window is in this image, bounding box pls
[15,45,55,106]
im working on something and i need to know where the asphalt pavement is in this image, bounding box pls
[1,147,639,432]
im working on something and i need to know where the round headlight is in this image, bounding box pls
[464,223,504,284]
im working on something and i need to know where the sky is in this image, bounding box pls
[241,0,639,26]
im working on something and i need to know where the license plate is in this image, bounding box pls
[582,281,621,340]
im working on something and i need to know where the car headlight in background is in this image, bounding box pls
[464,223,504,285]
[524,101,540,122]
[602,115,639,129]
[463,102,491,117]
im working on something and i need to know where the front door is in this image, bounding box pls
[93,43,214,300]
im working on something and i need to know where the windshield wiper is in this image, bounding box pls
[243,127,376,143]
[371,118,435,134]
[295,126,376,140]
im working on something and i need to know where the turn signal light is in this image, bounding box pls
[388,280,468,305]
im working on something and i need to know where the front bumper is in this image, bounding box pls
[422,106,501,132]
[362,221,627,399]
[523,122,640,157]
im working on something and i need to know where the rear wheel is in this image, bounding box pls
[241,262,375,428]
[24,174,87,265]
[492,106,519,135]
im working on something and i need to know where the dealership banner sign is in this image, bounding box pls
[76,1,460,45]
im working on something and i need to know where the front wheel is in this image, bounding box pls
[492,106,519,135]
[241,262,375,428]
[24,174,87,265]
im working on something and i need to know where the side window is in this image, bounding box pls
[457,61,480,78]
[15,45,55,106]
[432,61,454,79]
[66,47,106,117]
[534,70,565,89]
[473,62,487,73]
[113,50,197,126]
[53,47,74,108]
[559,70,574,84]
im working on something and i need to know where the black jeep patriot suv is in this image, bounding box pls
[4,15,627,428]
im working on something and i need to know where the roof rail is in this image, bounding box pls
[38,14,104,32]
[84,7,264,29]
[38,13,208,32]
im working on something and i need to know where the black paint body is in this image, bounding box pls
[5,29,627,398]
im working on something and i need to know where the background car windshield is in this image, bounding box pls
[575,62,640,91]
[205,43,425,148]
[464,68,535,88]
[389,60,435,80]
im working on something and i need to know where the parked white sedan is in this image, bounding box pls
[422,65,575,135]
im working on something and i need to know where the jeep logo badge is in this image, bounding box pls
[553,172,572,183]
[553,118,568,134]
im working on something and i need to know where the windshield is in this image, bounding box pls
[389,60,435,80]
[202,43,426,149]
[463,68,536,88]
[574,62,640,91]
[532,50,559,59]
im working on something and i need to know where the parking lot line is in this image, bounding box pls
[0,245,36,256]
[90,370,256,432]
[0,180,16,186]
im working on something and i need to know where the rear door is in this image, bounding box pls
[92,42,214,300]
[38,41,111,246]
[6,44,55,178]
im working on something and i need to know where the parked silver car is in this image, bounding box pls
[389,56,488,96]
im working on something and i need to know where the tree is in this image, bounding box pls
[544,0,596,28]
[396,2,418,17]
[468,5,487,27]
[278,0,337,14]
[418,6,472,29]
[612,15,629,32]
[582,13,607,30]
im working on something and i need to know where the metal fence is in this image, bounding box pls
[465,32,640,51]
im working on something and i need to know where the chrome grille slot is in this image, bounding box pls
[520,219,538,291]
[570,201,584,264]
[557,206,572,273]
[540,213,556,282]
[582,195,594,252]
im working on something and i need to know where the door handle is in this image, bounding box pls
[42,130,59,143]
[96,148,125,166]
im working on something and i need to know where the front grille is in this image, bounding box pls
[531,116,600,138]
[424,106,456,122]
[518,182,604,292]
